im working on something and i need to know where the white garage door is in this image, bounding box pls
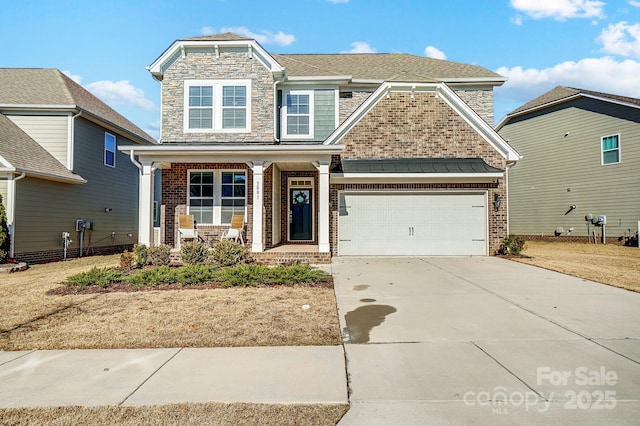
[338,192,487,256]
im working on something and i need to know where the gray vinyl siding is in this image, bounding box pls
[12,117,140,255]
[314,89,335,141]
[499,98,640,240]
[7,115,69,168]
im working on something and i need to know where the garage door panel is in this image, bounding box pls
[338,193,487,256]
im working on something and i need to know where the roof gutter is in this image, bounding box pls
[6,172,26,259]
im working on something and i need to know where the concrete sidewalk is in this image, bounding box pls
[0,346,348,408]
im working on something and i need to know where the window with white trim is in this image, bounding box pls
[282,89,314,138]
[601,134,620,165]
[184,80,250,132]
[188,170,246,225]
[104,132,116,167]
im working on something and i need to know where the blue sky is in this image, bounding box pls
[3,0,640,139]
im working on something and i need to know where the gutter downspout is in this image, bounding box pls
[7,172,26,259]
[273,76,284,144]
[505,162,517,235]
[68,110,82,170]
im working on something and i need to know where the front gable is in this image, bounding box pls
[160,44,276,143]
[329,83,519,168]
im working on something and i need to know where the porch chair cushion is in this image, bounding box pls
[220,214,245,245]
[178,214,198,245]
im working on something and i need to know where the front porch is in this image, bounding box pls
[169,244,330,265]
[122,144,343,262]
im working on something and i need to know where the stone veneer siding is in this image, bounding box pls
[455,88,495,126]
[333,91,508,254]
[161,50,274,143]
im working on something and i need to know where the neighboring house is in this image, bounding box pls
[120,33,519,262]
[497,86,640,243]
[0,68,157,263]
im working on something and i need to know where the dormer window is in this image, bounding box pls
[184,79,251,132]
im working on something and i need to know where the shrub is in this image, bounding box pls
[133,244,149,267]
[176,264,220,285]
[119,250,135,270]
[264,264,329,285]
[148,245,172,267]
[0,194,9,263]
[499,234,526,256]
[180,240,210,265]
[216,264,268,287]
[126,266,177,287]
[208,239,250,266]
[65,267,127,289]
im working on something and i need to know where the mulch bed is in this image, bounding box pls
[47,277,334,296]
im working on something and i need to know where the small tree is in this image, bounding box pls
[0,194,9,263]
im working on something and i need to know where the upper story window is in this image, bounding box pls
[282,89,314,139]
[184,80,251,133]
[601,134,620,165]
[104,132,116,167]
[188,170,246,225]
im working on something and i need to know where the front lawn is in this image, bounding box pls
[0,255,342,350]
[511,240,640,292]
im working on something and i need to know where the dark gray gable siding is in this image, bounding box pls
[314,89,335,141]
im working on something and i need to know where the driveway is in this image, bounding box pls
[332,257,640,425]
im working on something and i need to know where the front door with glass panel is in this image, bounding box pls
[289,188,313,241]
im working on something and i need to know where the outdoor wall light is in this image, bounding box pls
[104,208,113,213]
[493,193,502,212]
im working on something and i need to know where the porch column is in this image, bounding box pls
[138,160,155,247]
[314,161,330,253]
[249,161,264,252]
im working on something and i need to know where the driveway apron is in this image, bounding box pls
[333,257,640,425]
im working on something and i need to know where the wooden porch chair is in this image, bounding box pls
[178,214,198,248]
[220,214,245,245]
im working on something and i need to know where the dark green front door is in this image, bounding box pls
[290,188,312,240]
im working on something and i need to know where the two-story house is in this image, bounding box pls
[0,68,157,263]
[497,86,640,243]
[120,33,519,262]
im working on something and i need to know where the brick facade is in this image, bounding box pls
[13,244,133,265]
[334,91,508,254]
[162,162,253,247]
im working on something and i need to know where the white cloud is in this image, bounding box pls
[62,70,82,84]
[341,42,376,53]
[85,80,155,110]
[424,46,446,60]
[495,56,640,119]
[327,0,349,3]
[200,26,215,35]
[630,1,640,8]
[511,15,524,25]
[598,21,640,58]
[510,0,605,20]
[219,26,295,46]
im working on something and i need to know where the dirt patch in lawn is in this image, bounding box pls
[0,403,349,426]
[0,255,342,350]
[511,240,640,293]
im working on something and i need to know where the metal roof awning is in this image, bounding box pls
[330,158,504,183]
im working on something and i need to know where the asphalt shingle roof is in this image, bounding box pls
[511,86,640,115]
[0,68,156,144]
[272,53,502,82]
[179,33,503,82]
[0,113,85,183]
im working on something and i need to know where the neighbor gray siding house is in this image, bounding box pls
[497,86,640,243]
[0,68,157,263]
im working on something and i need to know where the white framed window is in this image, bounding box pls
[601,134,621,165]
[282,89,314,139]
[104,132,116,167]
[188,170,246,225]
[184,79,251,133]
